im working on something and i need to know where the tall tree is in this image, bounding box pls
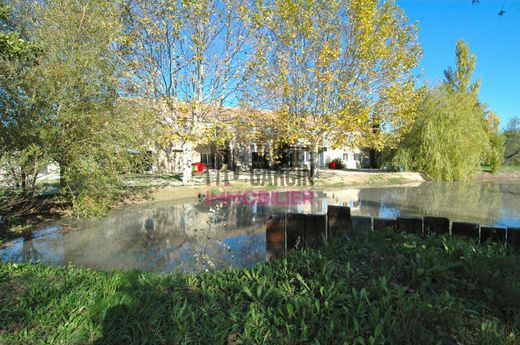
[32,0,155,216]
[1,0,155,218]
[0,0,43,210]
[246,0,421,176]
[393,86,487,181]
[120,0,252,184]
[444,39,481,95]
[444,39,504,172]
[394,39,503,180]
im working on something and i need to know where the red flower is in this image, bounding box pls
[330,161,337,169]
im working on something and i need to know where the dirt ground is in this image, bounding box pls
[145,170,427,204]
[475,171,520,182]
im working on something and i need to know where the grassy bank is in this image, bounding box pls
[1,231,519,344]
[499,165,520,173]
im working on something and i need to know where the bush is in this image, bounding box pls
[328,157,345,169]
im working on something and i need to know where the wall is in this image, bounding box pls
[266,206,520,260]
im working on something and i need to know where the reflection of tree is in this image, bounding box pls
[61,197,270,272]
[376,182,503,224]
[12,183,517,272]
[22,239,41,262]
[498,183,520,222]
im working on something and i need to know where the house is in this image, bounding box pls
[143,99,365,173]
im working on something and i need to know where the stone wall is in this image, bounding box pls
[266,205,520,260]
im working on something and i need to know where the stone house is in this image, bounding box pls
[148,100,365,173]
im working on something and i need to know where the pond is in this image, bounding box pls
[1,181,520,272]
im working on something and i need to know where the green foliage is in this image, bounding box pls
[0,231,519,344]
[247,0,422,176]
[485,125,505,173]
[394,86,487,181]
[328,157,345,170]
[395,40,505,180]
[444,39,481,94]
[504,117,520,165]
[0,1,36,59]
[1,0,156,218]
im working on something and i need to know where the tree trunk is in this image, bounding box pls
[21,172,27,196]
[182,141,193,185]
[268,141,274,169]
[228,141,234,170]
[309,148,319,178]
[60,164,67,189]
[369,149,379,169]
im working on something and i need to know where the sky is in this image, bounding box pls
[396,0,520,127]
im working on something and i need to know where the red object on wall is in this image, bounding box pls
[192,162,208,173]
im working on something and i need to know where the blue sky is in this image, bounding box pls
[397,0,520,127]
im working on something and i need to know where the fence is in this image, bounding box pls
[266,205,520,260]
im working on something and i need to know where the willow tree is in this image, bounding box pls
[482,110,504,172]
[246,0,421,176]
[394,40,494,181]
[393,86,488,181]
[120,0,252,184]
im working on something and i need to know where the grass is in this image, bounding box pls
[499,165,520,173]
[367,175,406,186]
[1,231,519,344]
[480,164,520,173]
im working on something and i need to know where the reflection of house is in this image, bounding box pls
[325,189,361,210]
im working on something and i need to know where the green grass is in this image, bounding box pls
[481,164,520,173]
[1,231,519,344]
[499,165,520,173]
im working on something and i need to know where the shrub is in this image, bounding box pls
[328,157,345,169]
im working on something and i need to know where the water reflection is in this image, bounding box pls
[1,181,519,272]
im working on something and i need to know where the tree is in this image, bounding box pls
[443,40,504,172]
[120,0,252,184]
[1,0,155,219]
[394,39,502,180]
[0,0,44,218]
[246,0,421,176]
[32,0,155,216]
[504,117,520,165]
[393,86,487,181]
[444,40,480,95]
[0,1,35,59]
[482,110,504,172]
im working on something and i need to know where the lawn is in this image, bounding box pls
[499,165,520,173]
[480,164,520,173]
[1,231,519,344]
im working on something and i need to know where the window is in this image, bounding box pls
[354,153,361,161]
[201,153,212,166]
[343,153,355,161]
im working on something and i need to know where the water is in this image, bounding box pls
[1,181,520,272]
